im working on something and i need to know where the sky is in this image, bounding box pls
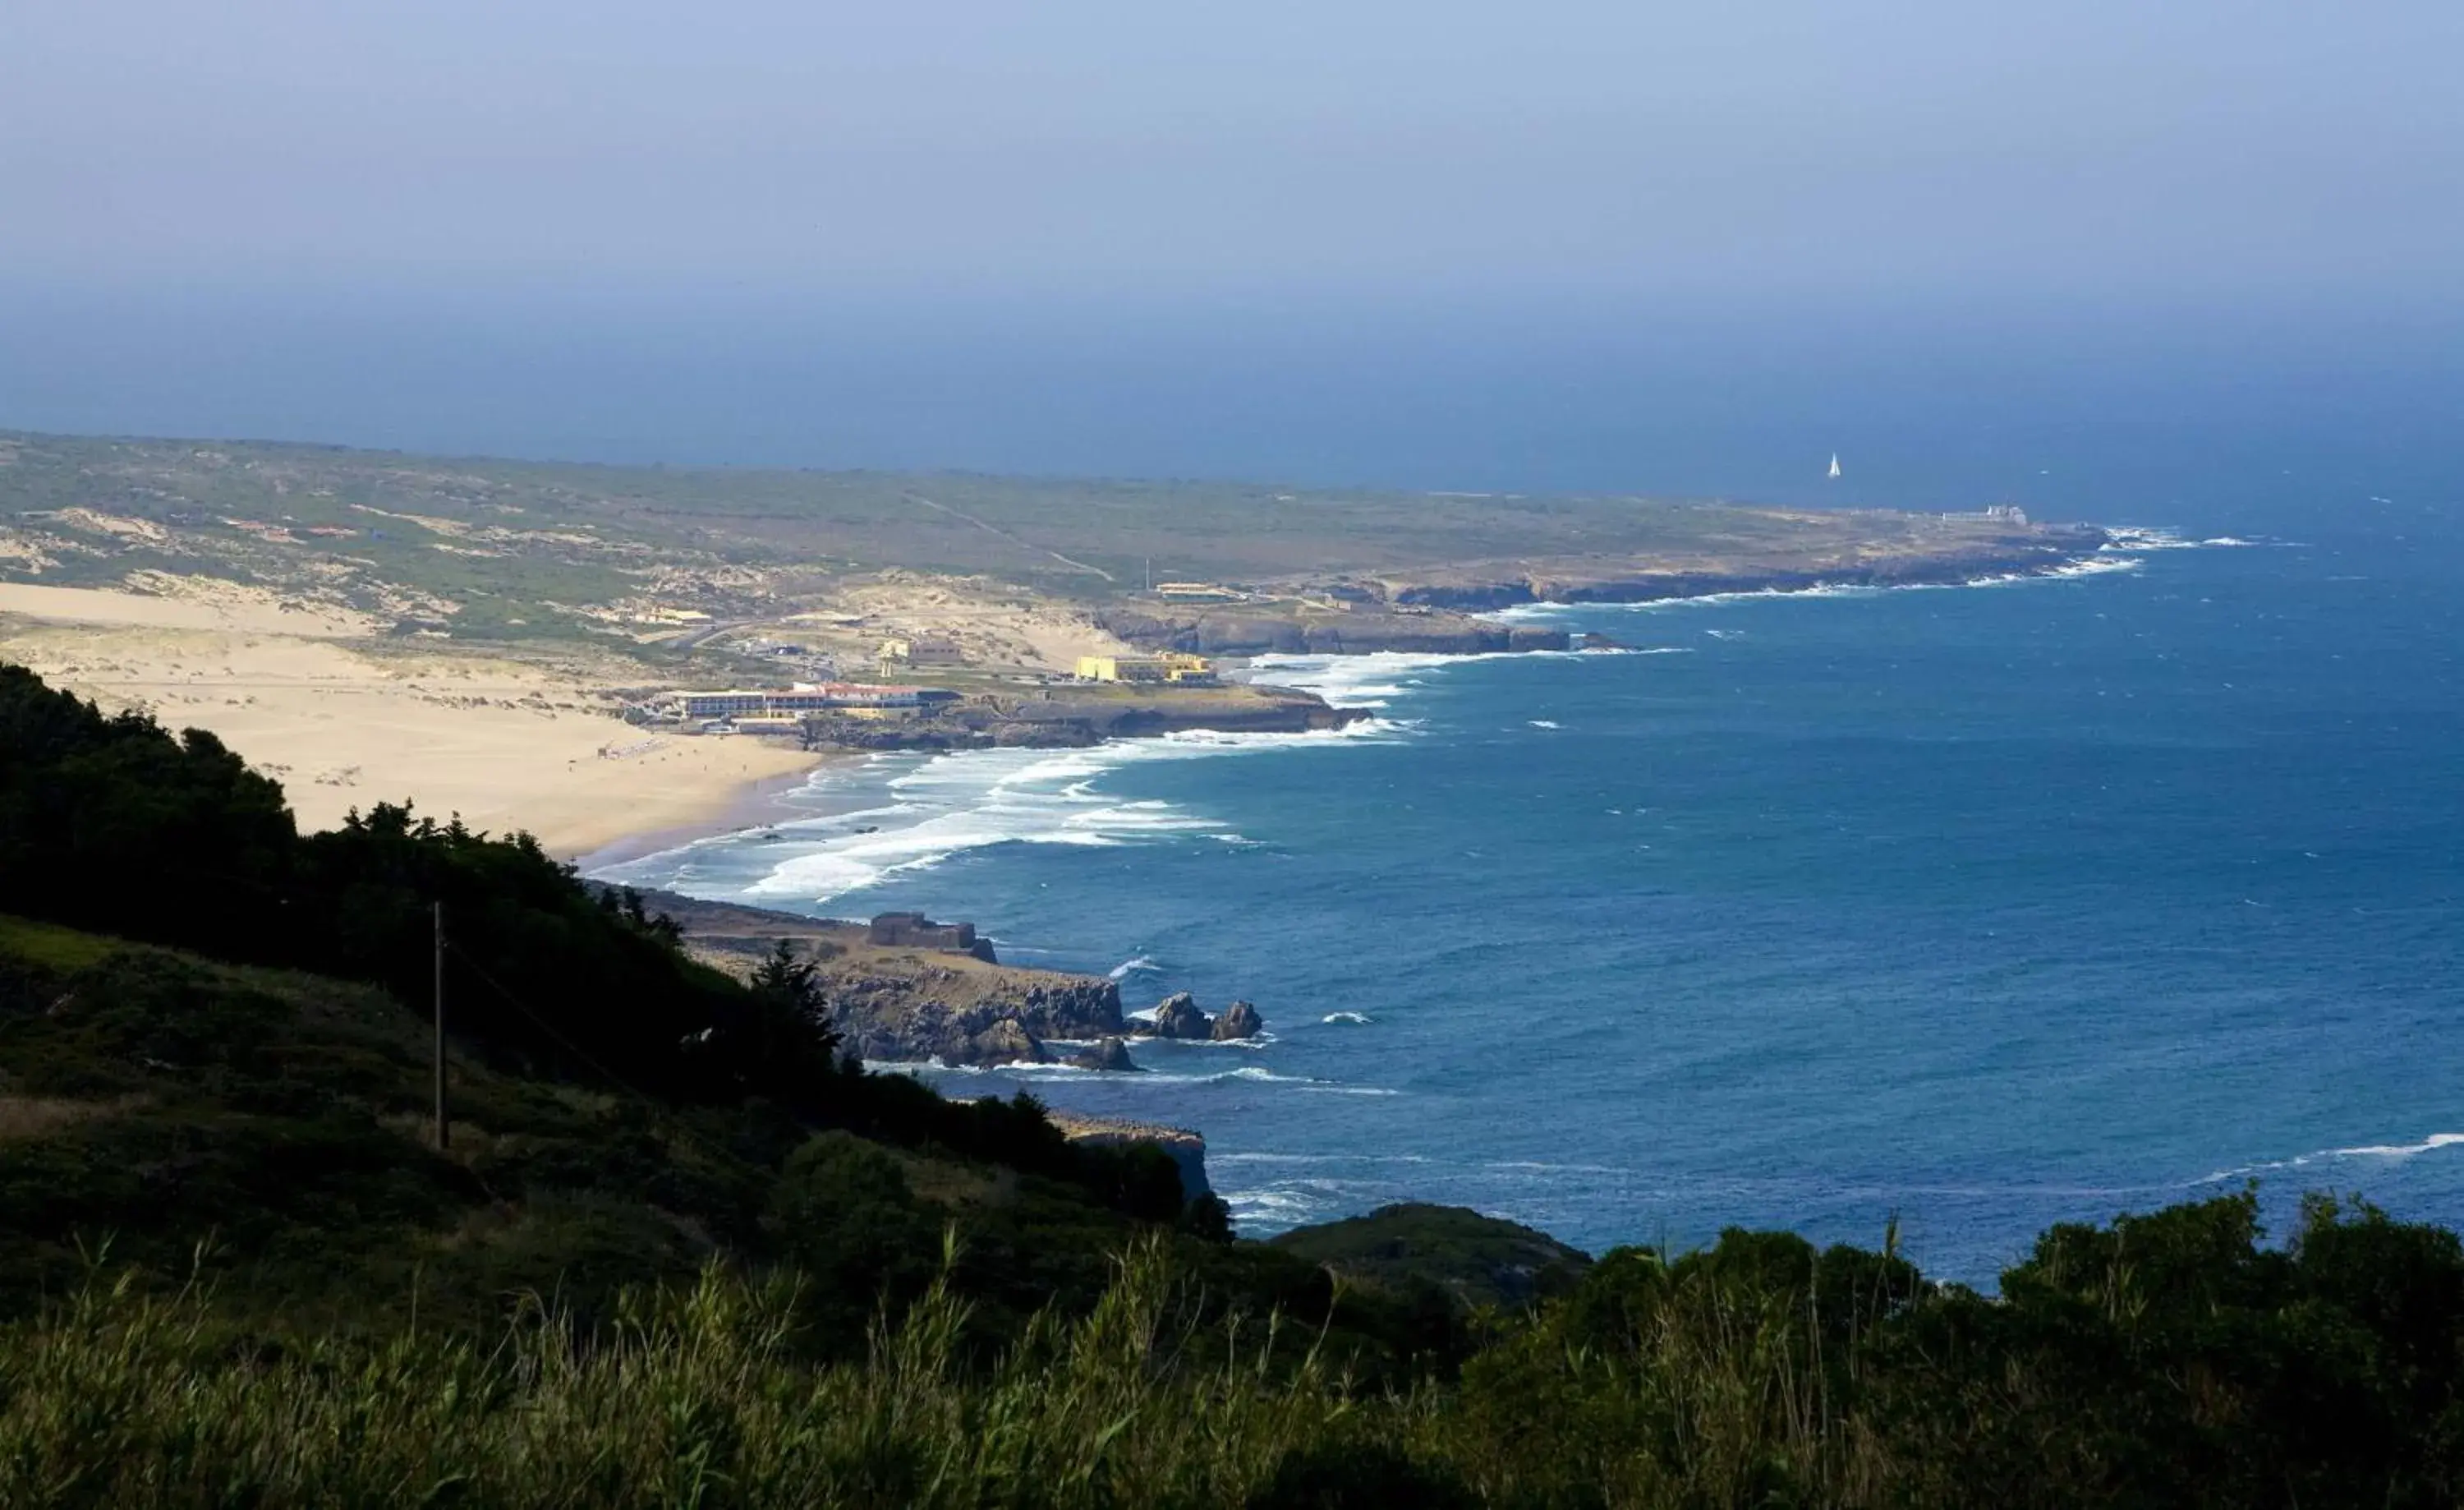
[7,0,2457,302]
[2,1,2458,490]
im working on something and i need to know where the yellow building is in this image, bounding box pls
[1074,653,1217,685]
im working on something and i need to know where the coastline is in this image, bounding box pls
[581,541,2144,884]
[575,535,2196,1246]
[1099,531,2117,658]
[565,754,859,868]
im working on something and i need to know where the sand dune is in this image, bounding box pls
[1,584,819,857]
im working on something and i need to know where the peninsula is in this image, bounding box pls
[0,429,2109,849]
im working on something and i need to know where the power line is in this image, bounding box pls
[432,901,448,1151]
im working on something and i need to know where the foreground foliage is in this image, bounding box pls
[11,662,2464,1504]
[8,1191,2464,1508]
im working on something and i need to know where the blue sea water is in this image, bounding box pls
[10,281,2457,1282]
[595,501,2463,1285]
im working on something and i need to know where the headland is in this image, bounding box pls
[0,428,2108,853]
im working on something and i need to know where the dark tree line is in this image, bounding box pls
[0,664,1205,1221]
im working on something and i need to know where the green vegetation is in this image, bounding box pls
[0,428,1916,634]
[1271,1201,1593,1310]
[11,1185,2464,1507]
[10,658,2464,1506]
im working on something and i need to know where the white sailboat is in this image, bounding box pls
[1827,453,1842,480]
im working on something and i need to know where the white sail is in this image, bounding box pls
[1827,453,1842,480]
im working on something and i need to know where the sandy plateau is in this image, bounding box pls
[0,581,820,858]
[828,573,1136,671]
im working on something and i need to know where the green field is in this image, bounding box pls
[0,429,2003,638]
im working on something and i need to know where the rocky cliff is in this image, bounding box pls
[625,888,1123,1066]
[821,964,1125,1066]
[1046,1112,1212,1199]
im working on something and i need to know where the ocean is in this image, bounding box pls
[594,499,2464,1285]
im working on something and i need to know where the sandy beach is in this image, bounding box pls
[0,581,823,859]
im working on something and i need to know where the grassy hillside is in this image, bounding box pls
[12,659,2464,1507]
[0,917,1423,1357]
[0,428,2020,634]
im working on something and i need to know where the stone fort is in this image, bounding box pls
[867,912,1000,964]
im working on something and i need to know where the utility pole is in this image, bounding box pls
[432,901,448,1150]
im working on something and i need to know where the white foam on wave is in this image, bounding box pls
[890,1060,1380,1091]
[670,718,1404,905]
[2102,526,2201,551]
[1251,646,1648,711]
[2332,1132,2464,1159]
[2200,1131,2464,1184]
[1528,719,1561,730]
[1213,1151,1431,1166]
[1221,1188,1329,1226]
[1250,650,1506,709]
[1487,540,2170,620]
[1108,955,1160,980]
[1321,1011,1373,1024]
[2102,525,2271,553]
[2034,555,2144,580]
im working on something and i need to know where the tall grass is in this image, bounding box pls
[0,1236,1925,1510]
[0,1236,1410,1510]
[24,1209,2412,1509]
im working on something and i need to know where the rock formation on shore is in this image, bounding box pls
[628,889,1268,1068]
[628,889,1124,1067]
[1045,1112,1212,1199]
[796,684,1357,753]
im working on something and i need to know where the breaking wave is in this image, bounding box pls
[885,1061,1386,1093]
[2201,1132,2464,1184]
[595,718,1404,907]
[1249,645,1653,711]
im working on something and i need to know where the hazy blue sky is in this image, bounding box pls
[7,0,2457,303]
[2,2,2458,498]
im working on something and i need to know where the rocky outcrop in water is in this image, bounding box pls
[1212,1001,1263,1041]
[1126,992,1265,1043]
[1067,1036,1142,1072]
[1133,992,1215,1040]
